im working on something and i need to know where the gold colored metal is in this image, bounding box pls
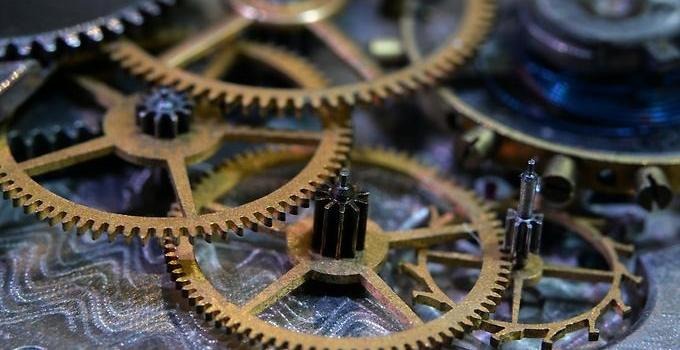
[108,0,496,111]
[635,166,672,210]
[413,211,642,350]
[164,147,511,349]
[400,5,680,203]
[0,42,351,241]
[456,125,497,165]
[542,155,577,205]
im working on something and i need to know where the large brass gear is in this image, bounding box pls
[409,209,642,349]
[108,0,496,111]
[164,146,511,349]
[0,41,351,241]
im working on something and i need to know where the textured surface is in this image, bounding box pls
[0,216,225,349]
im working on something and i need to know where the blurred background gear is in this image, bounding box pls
[0,0,175,59]
[108,0,496,111]
[402,0,680,210]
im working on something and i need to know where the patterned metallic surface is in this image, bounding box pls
[0,217,224,349]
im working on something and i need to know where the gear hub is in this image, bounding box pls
[312,168,369,259]
[136,87,194,139]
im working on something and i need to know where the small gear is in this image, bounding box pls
[0,41,351,241]
[136,86,194,139]
[108,0,496,111]
[164,146,511,349]
[0,0,175,59]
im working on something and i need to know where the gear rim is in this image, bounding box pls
[0,0,175,59]
[0,42,351,241]
[108,0,496,111]
[165,147,511,350]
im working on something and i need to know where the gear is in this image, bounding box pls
[400,0,680,209]
[0,0,174,59]
[136,86,194,139]
[8,121,101,162]
[312,168,369,259]
[107,0,496,111]
[0,41,351,241]
[164,146,511,349]
[481,212,643,349]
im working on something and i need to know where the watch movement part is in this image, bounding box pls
[0,42,352,241]
[165,146,511,349]
[109,0,496,111]
[0,0,174,59]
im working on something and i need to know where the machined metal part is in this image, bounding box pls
[108,0,496,111]
[400,0,680,209]
[164,146,511,349]
[0,60,52,121]
[0,41,352,241]
[0,0,175,59]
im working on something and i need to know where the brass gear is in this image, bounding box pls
[400,2,679,209]
[410,210,642,349]
[164,147,511,349]
[108,0,496,111]
[0,41,351,241]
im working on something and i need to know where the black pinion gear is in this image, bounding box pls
[136,86,194,139]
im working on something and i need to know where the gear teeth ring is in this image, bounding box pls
[0,42,352,242]
[0,0,175,59]
[108,0,496,112]
[163,146,511,350]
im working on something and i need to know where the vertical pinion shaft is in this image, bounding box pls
[504,159,544,268]
[312,169,369,259]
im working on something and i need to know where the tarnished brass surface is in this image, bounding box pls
[108,0,496,111]
[164,147,511,349]
[0,42,352,241]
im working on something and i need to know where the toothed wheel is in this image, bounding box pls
[164,147,511,350]
[0,0,174,59]
[0,42,351,241]
[108,0,496,112]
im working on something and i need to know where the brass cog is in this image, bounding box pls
[164,147,511,349]
[412,210,642,349]
[108,0,496,111]
[0,42,351,241]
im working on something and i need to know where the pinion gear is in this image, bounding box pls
[0,0,174,59]
[164,147,511,350]
[0,42,351,241]
[108,0,496,111]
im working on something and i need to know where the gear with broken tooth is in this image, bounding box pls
[164,146,510,350]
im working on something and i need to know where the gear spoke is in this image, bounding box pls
[511,276,524,323]
[426,251,483,269]
[307,20,383,80]
[543,264,615,283]
[18,136,115,177]
[166,156,197,217]
[74,76,125,109]
[242,262,311,315]
[222,126,323,145]
[360,268,423,327]
[388,223,477,249]
[200,45,240,79]
[159,16,253,68]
